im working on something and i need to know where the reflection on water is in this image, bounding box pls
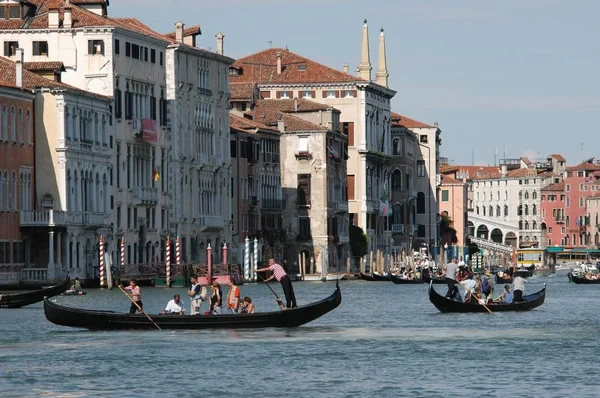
[1,276,600,397]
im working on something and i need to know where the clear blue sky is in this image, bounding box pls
[110,0,599,166]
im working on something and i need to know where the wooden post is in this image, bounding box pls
[369,251,374,273]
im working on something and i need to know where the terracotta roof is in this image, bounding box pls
[541,181,565,192]
[548,153,566,162]
[0,56,108,99]
[506,168,538,178]
[231,48,365,85]
[521,157,532,166]
[230,82,257,100]
[280,113,328,132]
[440,175,464,185]
[164,25,202,39]
[440,165,500,180]
[69,0,107,4]
[24,62,65,72]
[391,112,433,129]
[566,158,600,172]
[538,171,556,178]
[230,114,278,135]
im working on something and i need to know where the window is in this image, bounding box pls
[32,41,48,56]
[348,175,355,200]
[297,174,311,207]
[301,90,314,98]
[342,122,354,146]
[392,170,402,191]
[297,136,309,153]
[392,138,402,155]
[151,49,156,63]
[144,47,148,62]
[504,205,508,217]
[4,41,18,56]
[298,217,311,240]
[131,44,140,59]
[343,90,356,97]
[420,135,428,143]
[441,190,449,202]
[416,192,425,214]
[125,42,131,57]
[88,40,104,55]
[9,5,20,19]
[114,39,120,54]
[325,90,337,98]
[417,160,426,177]
[160,51,163,66]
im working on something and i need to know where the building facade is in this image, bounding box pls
[438,175,468,248]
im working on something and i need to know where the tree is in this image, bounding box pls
[439,213,458,246]
[349,225,369,257]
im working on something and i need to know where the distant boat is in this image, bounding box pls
[1,278,71,308]
[301,273,346,282]
[571,275,600,284]
[390,274,422,284]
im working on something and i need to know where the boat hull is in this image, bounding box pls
[571,275,600,284]
[0,278,71,308]
[428,282,546,313]
[422,273,446,285]
[301,273,346,282]
[390,274,423,284]
[44,284,342,330]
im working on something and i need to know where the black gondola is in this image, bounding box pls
[428,282,546,313]
[422,271,446,285]
[359,272,375,281]
[1,278,71,308]
[44,283,342,330]
[372,272,390,281]
[570,275,600,284]
[496,274,513,284]
[390,274,423,284]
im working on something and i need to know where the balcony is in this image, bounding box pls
[199,215,224,231]
[295,151,313,160]
[262,199,284,210]
[392,224,405,234]
[133,186,159,205]
[555,216,565,223]
[20,210,109,227]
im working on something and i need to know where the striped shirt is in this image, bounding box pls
[268,263,287,281]
[125,285,141,301]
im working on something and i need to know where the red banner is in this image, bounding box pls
[141,118,158,143]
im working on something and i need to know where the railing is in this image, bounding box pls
[262,199,283,210]
[468,235,514,254]
[21,210,68,226]
[199,215,224,229]
[133,186,159,203]
[392,224,405,234]
[21,268,47,281]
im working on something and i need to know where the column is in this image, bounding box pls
[56,232,62,267]
[48,230,55,280]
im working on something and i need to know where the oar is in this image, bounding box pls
[118,286,162,330]
[455,281,493,314]
[257,274,284,308]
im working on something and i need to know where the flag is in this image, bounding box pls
[153,168,160,181]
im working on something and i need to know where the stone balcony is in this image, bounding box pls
[133,186,159,205]
[20,210,110,228]
[392,224,405,234]
[199,215,224,231]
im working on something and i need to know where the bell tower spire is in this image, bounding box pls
[358,19,372,81]
[376,27,388,88]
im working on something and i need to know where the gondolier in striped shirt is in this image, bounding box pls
[257,259,297,308]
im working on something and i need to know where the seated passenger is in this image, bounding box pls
[161,294,185,315]
[495,285,513,304]
[239,296,256,314]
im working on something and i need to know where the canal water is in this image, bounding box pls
[1,273,598,397]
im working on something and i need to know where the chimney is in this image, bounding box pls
[15,48,23,88]
[215,32,224,55]
[277,119,285,133]
[48,8,59,29]
[276,51,282,74]
[501,164,507,177]
[375,28,388,87]
[357,19,372,81]
[343,64,349,74]
[434,122,439,128]
[64,7,72,28]
[175,21,184,44]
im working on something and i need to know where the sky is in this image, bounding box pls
[110,0,599,166]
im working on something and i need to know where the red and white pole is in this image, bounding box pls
[120,237,125,268]
[99,235,105,289]
[207,243,212,284]
[176,236,181,266]
[222,243,228,265]
[165,236,171,287]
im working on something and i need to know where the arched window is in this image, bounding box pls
[504,205,508,217]
[504,191,508,200]
[0,171,3,209]
[566,216,570,228]
[532,191,537,200]
[524,205,529,216]
[416,192,425,214]
[496,206,501,217]
[517,205,522,216]
[392,138,402,155]
[64,106,70,140]
[10,106,15,141]
[476,206,479,215]
[524,191,529,200]
[26,109,31,144]
[0,104,4,140]
[489,206,493,216]
[483,207,486,216]
[392,169,402,191]
[524,221,529,230]
[533,221,537,230]
[17,108,23,143]
[532,204,537,216]
[3,170,8,208]
[519,191,522,200]
[519,221,523,230]
[11,171,17,209]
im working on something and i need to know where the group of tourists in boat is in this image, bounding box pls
[61,277,86,296]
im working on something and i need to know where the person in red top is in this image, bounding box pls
[226,280,240,314]
[256,258,297,308]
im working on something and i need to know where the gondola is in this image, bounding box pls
[428,282,546,313]
[0,278,71,308]
[359,272,375,281]
[495,274,513,284]
[44,283,342,330]
[422,271,446,285]
[390,274,423,284]
[372,272,390,281]
[570,275,600,284]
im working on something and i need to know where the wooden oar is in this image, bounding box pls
[118,286,162,330]
[257,274,285,309]
[456,281,493,314]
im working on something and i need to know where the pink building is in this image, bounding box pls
[540,181,565,248]
[438,175,468,247]
[563,159,600,247]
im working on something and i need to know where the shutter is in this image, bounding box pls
[348,175,355,200]
[88,40,93,55]
[276,91,281,99]
[4,42,8,56]
[311,90,315,98]
[260,91,270,99]
[352,90,357,97]
[347,122,354,146]
[334,90,340,98]
[33,41,38,55]
[322,90,327,98]
[115,90,122,118]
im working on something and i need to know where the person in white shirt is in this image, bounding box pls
[512,273,527,302]
[162,294,186,315]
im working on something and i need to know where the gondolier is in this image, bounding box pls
[256,259,297,308]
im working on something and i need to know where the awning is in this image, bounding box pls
[546,247,564,253]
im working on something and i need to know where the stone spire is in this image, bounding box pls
[376,28,388,88]
[358,19,372,81]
